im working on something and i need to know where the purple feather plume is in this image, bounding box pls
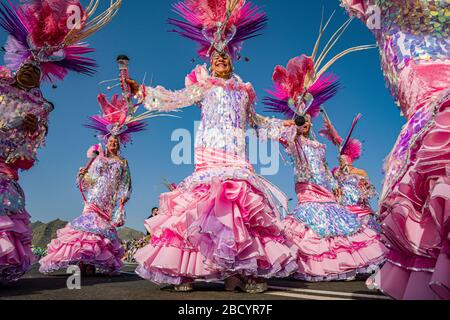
[0,0,98,81]
[263,97,296,119]
[305,73,341,118]
[84,116,147,145]
[168,1,267,60]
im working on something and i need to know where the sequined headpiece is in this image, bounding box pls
[0,0,122,82]
[85,93,147,146]
[264,13,375,119]
[168,0,267,61]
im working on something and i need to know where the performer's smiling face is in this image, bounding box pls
[16,64,41,89]
[107,136,120,156]
[211,52,233,79]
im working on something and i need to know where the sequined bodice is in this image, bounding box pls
[0,82,49,167]
[83,156,130,214]
[288,137,337,192]
[337,173,375,208]
[196,86,249,158]
[342,0,450,117]
[339,174,365,206]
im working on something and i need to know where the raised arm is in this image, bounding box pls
[143,64,212,112]
[246,84,295,141]
[143,84,206,112]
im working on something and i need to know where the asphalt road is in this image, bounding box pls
[0,264,390,301]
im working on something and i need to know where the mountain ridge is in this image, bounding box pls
[31,220,146,248]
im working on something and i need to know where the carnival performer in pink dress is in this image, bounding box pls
[341,0,449,299]
[320,113,379,228]
[0,0,121,283]
[39,91,147,276]
[264,51,387,282]
[133,0,297,293]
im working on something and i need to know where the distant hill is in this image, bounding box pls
[32,219,68,248]
[31,220,145,248]
[117,227,146,242]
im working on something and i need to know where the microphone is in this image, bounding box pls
[116,55,134,113]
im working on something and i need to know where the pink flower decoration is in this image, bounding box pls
[185,64,210,87]
[86,144,102,159]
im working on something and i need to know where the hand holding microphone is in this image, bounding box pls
[79,149,100,179]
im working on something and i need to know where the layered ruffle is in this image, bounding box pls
[283,215,387,282]
[39,225,124,276]
[135,178,297,285]
[368,244,449,300]
[375,101,450,300]
[0,212,35,283]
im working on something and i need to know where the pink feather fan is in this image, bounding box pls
[20,0,87,48]
[341,138,362,162]
[182,0,245,29]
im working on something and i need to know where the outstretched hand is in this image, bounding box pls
[126,79,140,95]
[120,198,128,206]
[78,168,88,177]
[23,113,38,133]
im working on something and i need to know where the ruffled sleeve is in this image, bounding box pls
[245,83,293,141]
[143,65,211,112]
[0,83,50,169]
[117,159,132,203]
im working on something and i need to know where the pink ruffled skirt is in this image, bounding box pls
[135,175,297,285]
[39,212,124,275]
[0,212,35,283]
[284,215,387,282]
[283,183,387,282]
[373,96,450,300]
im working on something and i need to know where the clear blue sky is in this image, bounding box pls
[3,0,404,232]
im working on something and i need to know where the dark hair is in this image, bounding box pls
[294,115,306,127]
[116,55,130,62]
[151,207,158,213]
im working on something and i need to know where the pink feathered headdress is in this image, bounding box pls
[84,93,147,145]
[263,14,375,119]
[168,0,267,60]
[341,138,362,164]
[0,0,122,82]
[320,112,363,164]
[264,55,341,119]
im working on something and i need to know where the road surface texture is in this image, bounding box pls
[0,264,390,301]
